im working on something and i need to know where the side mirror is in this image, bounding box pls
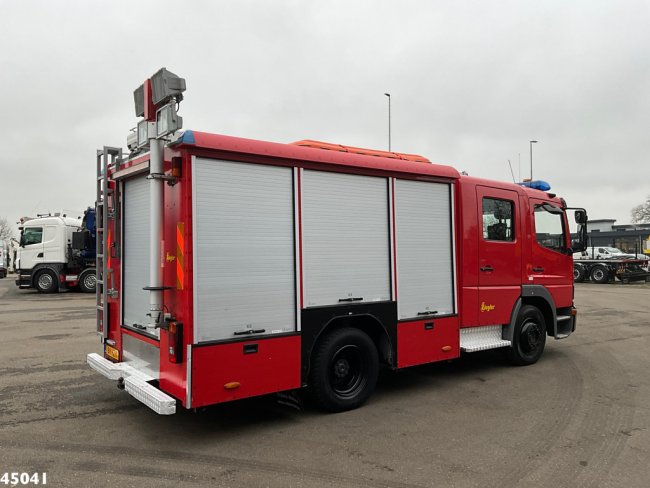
[574,209,587,224]
[565,207,588,253]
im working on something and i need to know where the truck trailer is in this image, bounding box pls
[87,68,588,415]
[573,253,650,284]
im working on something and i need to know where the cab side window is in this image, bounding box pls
[22,227,43,246]
[482,198,514,241]
[534,206,565,251]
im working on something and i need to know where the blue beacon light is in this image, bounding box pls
[518,180,551,191]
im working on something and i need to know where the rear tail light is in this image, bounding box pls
[168,321,183,363]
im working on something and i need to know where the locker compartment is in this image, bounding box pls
[397,316,460,368]
[191,335,301,407]
[302,170,390,307]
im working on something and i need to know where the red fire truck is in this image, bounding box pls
[87,68,588,415]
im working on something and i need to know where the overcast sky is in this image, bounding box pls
[1,0,649,237]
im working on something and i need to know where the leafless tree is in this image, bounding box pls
[0,216,16,241]
[631,196,650,224]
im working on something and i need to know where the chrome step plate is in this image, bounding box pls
[460,325,511,352]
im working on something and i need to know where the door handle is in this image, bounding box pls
[532,266,544,273]
[234,329,266,336]
[480,265,494,272]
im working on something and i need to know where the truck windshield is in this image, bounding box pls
[534,206,566,252]
[21,227,43,246]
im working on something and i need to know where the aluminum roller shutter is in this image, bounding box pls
[302,170,390,307]
[123,176,153,334]
[193,158,296,343]
[394,179,454,320]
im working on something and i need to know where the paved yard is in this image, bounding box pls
[0,279,648,487]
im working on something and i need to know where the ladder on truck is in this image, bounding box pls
[96,147,122,338]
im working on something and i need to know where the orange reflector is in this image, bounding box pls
[176,222,185,290]
[442,346,452,352]
[571,308,578,316]
[224,382,241,390]
[168,322,177,333]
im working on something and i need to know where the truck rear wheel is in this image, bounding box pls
[506,305,546,366]
[78,269,96,293]
[590,265,609,284]
[309,328,379,412]
[573,264,586,283]
[34,269,59,293]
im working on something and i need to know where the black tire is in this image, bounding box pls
[309,328,379,412]
[573,264,586,283]
[506,305,546,366]
[590,265,609,284]
[78,269,96,293]
[34,269,59,293]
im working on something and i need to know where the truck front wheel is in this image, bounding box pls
[34,269,59,293]
[506,305,546,366]
[78,269,96,293]
[309,328,379,412]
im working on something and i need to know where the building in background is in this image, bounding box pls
[587,219,650,254]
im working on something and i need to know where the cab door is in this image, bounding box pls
[476,186,522,326]
[529,199,573,308]
[19,226,44,271]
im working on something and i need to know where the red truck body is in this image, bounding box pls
[89,128,580,415]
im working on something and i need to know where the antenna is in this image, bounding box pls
[507,160,516,183]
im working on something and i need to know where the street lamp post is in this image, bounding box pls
[529,140,538,180]
[384,93,391,152]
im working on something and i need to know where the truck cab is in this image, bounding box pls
[459,177,585,343]
[16,216,81,292]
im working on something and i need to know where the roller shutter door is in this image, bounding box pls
[123,176,153,333]
[193,158,296,343]
[302,170,390,307]
[394,179,454,320]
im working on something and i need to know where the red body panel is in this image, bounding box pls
[104,177,122,355]
[397,316,460,368]
[191,335,301,408]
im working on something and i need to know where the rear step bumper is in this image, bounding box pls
[87,353,176,415]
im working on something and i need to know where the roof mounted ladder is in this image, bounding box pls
[96,146,122,338]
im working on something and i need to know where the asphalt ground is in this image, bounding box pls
[0,277,648,488]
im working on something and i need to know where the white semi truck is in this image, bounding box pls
[15,210,96,293]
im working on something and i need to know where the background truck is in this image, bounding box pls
[0,241,8,278]
[87,68,588,415]
[15,208,97,293]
